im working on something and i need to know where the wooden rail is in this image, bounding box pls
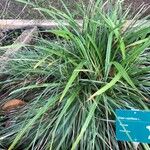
[0,20,82,30]
[0,19,149,30]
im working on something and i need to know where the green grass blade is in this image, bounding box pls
[9,83,60,95]
[88,73,122,100]
[59,62,84,102]
[104,32,113,79]
[112,61,136,89]
[8,96,58,150]
[71,101,97,150]
[50,90,79,150]
[125,38,150,63]
[112,61,146,99]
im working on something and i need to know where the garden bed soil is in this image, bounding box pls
[0,0,149,19]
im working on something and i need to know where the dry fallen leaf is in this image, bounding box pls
[109,66,116,77]
[2,99,26,111]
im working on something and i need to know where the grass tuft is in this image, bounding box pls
[0,0,150,149]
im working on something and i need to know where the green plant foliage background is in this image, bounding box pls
[0,0,150,149]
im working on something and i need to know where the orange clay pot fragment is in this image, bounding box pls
[2,99,26,111]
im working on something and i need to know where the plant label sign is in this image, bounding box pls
[116,109,150,143]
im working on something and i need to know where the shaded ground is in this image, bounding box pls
[125,0,150,16]
[0,0,149,19]
[0,0,82,19]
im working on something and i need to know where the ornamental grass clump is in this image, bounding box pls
[0,0,150,149]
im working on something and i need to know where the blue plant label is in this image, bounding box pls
[116,109,150,143]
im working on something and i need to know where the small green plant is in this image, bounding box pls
[0,0,150,149]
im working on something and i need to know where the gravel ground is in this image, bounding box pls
[0,0,149,19]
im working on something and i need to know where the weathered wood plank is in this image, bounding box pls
[0,20,83,30]
[0,19,149,30]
